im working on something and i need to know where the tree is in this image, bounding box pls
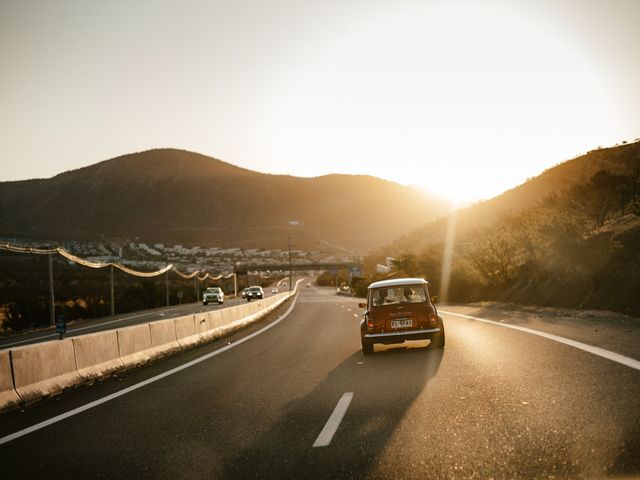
[502,208,545,266]
[467,228,518,286]
[391,252,421,277]
[566,170,624,229]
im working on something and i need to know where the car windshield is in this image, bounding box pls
[206,288,221,292]
[371,286,427,307]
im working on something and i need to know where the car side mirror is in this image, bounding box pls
[431,296,439,304]
[358,302,367,309]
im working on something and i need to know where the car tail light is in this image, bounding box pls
[429,313,437,326]
[366,316,374,329]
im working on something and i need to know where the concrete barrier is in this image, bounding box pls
[73,330,123,380]
[117,324,162,368]
[11,339,81,403]
[194,312,209,332]
[0,350,20,411]
[235,300,260,320]
[208,310,223,329]
[149,318,181,356]
[1,282,301,411]
[174,314,200,348]
[208,292,293,339]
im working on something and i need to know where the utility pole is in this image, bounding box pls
[193,276,198,302]
[48,253,55,326]
[110,264,115,316]
[165,269,170,307]
[288,236,292,292]
[233,272,238,298]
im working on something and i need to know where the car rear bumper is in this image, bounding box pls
[363,328,441,344]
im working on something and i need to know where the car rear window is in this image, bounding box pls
[371,286,427,307]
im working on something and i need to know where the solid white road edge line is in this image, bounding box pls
[313,392,354,448]
[440,309,640,372]
[0,294,300,446]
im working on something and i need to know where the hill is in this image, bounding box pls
[378,141,640,256]
[0,149,449,253]
[363,141,640,315]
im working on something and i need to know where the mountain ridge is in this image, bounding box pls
[370,141,640,260]
[0,148,449,253]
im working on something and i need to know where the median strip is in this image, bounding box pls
[313,392,353,448]
[441,310,640,372]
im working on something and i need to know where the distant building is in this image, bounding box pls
[376,264,391,274]
[376,256,396,274]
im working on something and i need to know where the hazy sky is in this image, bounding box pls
[1,0,639,203]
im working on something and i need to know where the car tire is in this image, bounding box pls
[430,316,446,349]
[219,300,223,305]
[362,341,373,355]
[203,301,208,306]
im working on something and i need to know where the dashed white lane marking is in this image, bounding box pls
[440,310,640,372]
[353,314,359,318]
[0,295,300,446]
[313,392,354,447]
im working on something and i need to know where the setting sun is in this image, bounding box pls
[1,1,638,206]
[263,2,623,204]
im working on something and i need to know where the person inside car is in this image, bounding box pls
[374,289,387,306]
[403,287,413,302]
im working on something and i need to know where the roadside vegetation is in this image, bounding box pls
[360,146,640,316]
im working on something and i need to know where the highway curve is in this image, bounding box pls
[1,285,639,479]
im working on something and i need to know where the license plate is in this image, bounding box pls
[391,319,413,329]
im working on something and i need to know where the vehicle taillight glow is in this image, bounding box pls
[429,313,437,326]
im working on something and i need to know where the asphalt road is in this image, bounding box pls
[1,285,639,479]
[0,289,282,350]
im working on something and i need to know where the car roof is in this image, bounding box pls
[368,277,428,289]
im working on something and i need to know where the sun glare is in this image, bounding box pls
[265,2,618,204]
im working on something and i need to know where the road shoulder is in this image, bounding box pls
[440,302,640,360]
